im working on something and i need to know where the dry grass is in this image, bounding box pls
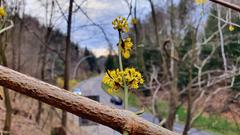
[0,90,89,135]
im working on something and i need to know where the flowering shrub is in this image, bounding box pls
[121,38,133,59]
[112,16,129,33]
[102,16,144,115]
[102,68,144,93]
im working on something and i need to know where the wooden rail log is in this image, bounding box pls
[0,65,179,135]
[209,0,240,12]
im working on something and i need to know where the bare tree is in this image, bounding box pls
[62,0,74,132]
[0,20,14,135]
[36,0,55,124]
[148,0,168,79]
[181,4,240,134]
[166,0,178,130]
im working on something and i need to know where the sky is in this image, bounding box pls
[7,0,209,57]
[15,0,153,57]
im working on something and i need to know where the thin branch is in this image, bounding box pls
[72,55,93,79]
[54,0,68,22]
[73,1,114,52]
[0,20,14,34]
[217,5,227,72]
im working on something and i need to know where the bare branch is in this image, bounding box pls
[72,55,93,79]
[217,5,227,72]
[73,1,114,52]
[0,20,14,34]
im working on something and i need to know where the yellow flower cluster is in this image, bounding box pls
[121,38,133,59]
[112,16,129,33]
[102,69,123,93]
[131,18,138,25]
[0,7,6,17]
[123,68,144,89]
[195,0,207,5]
[102,68,144,93]
[229,25,235,32]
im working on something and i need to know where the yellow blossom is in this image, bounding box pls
[102,68,144,93]
[121,38,133,59]
[195,0,207,5]
[0,7,6,17]
[229,25,235,32]
[102,69,123,93]
[112,16,129,33]
[123,68,144,89]
[131,18,138,25]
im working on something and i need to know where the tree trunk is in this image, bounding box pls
[133,0,146,75]
[36,101,43,123]
[36,26,52,124]
[11,16,17,70]
[148,0,168,79]
[166,0,178,130]
[2,87,12,135]
[182,69,192,135]
[36,0,55,123]
[17,16,24,72]
[62,0,73,129]
[149,0,159,47]
[0,65,179,135]
[182,25,198,135]
[0,34,12,135]
[166,75,178,130]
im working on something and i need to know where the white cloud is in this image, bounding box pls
[83,0,111,10]
[91,48,110,57]
[10,0,151,52]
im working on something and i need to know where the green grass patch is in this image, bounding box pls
[155,100,169,117]
[102,83,240,135]
[156,101,240,135]
[193,115,240,135]
[176,106,187,122]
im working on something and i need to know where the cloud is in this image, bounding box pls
[14,0,152,57]
[83,0,112,10]
[91,48,110,57]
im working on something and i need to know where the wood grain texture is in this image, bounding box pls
[0,65,179,135]
[209,0,240,12]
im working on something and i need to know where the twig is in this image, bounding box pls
[0,20,14,34]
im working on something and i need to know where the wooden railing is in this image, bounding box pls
[0,65,179,135]
[209,0,240,12]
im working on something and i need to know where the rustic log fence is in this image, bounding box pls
[209,0,240,12]
[0,65,179,135]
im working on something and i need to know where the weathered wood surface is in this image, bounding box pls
[0,65,179,135]
[210,0,240,12]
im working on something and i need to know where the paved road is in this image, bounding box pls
[71,75,213,135]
